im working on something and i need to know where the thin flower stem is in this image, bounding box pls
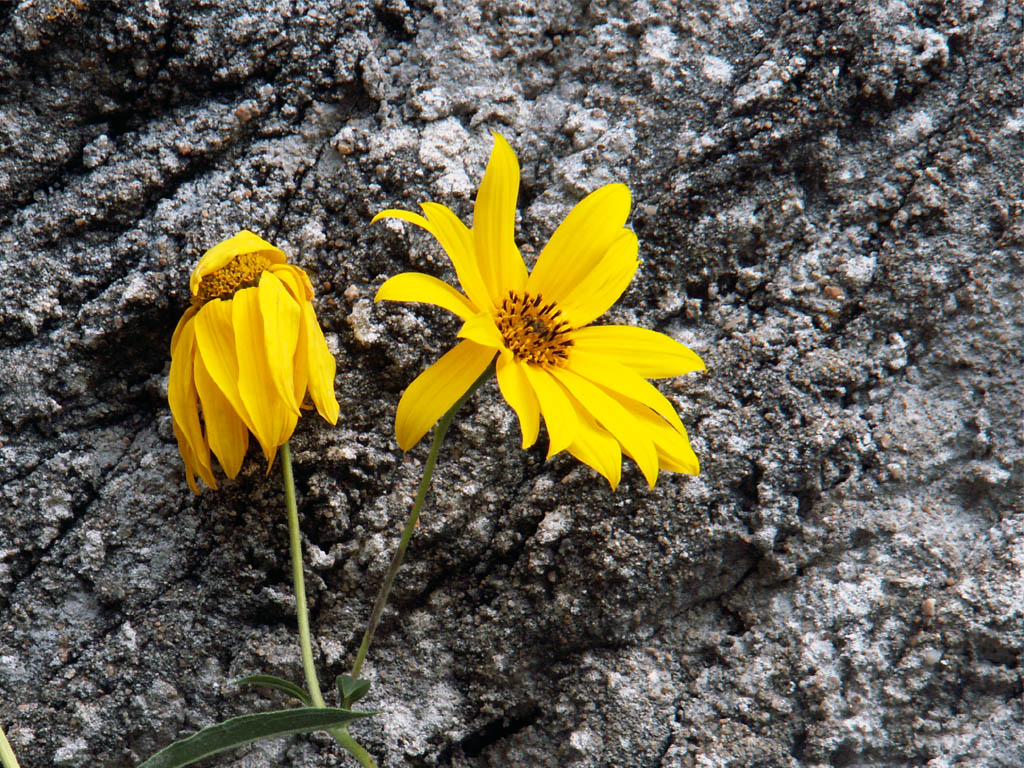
[282,442,378,768]
[349,362,496,688]
[282,441,326,709]
[0,724,20,768]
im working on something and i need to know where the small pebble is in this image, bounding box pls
[921,598,936,618]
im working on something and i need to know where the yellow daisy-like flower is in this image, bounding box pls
[373,134,705,490]
[169,230,340,492]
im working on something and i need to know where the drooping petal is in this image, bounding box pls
[194,348,249,478]
[167,315,199,453]
[258,272,302,417]
[568,325,706,378]
[172,421,201,493]
[168,316,216,490]
[550,366,659,488]
[526,183,631,306]
[233,286,297,464]
[301,301,340,425]
[496,353,540,449]
[193,299,256,436]
[372,204,490,312]
[293,300,310,411]
[394,340,495,451]
[190,230,286,295]
[522,364,578,458]
[565,349,686,434]
[268,263,314,302]
[457,311,506,350]
[555,230,639,328]
[566,404,622,490]
[618,398,700,475]
[375,272,476,320]
[171,306,197,354]
[268,262,338,425]
[472,133,527,302]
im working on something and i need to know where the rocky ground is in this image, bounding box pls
[1,0,1023,766]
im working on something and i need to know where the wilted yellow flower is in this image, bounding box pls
[373,135,704,490]
[169,230,339,492]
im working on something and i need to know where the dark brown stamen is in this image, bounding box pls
[495,290,574,366]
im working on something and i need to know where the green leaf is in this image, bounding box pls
[234,674,312,706]
[137,707,373,768]
[336,674,371,706]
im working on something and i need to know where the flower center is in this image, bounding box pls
[193,253,271,305]
[495,290,573,366]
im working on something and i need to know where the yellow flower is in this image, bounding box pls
[373,135,705,490]
[169,230,340,492]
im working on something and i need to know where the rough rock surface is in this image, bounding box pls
[2,0,1022,766]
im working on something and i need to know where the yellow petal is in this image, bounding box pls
[194,348,249,478]
[421,202,491,311]
[472,133,527,302]
[550,366,659,488]
[190,230,286,295]
[375,272,476,320]
[526,183,631,307]
[394,340,495,450]
[170,306,197,354]
[372,208,428,228]
[565,349,686,434]
[259,272,302,417]
[556,230,639,328]
[457,311,506,349]
[293,301,310,411]
[619,397,700,475]
[566,404,622,490]
[192,300,256,436]
[233,286,297,463]
[495,353,540,448]
[372,204,490,312]
[172,421,201,493]
[302,301,340,425]
[268,263,314,302]
[656,439,700,475]
[168,315,216,490]
[522,364,578,458]
[568,325,706,378]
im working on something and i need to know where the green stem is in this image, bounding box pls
[332,730,377,767]
[282,441,326,709]
[349,362,495,687]
[0,724,20,768]
[282,442,377,768]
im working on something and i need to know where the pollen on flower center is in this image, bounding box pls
[495,290,573,366]
[193,253,272,305]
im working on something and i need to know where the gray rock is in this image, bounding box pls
[1,0,1022,766]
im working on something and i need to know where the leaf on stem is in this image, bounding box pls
[137,707,373,768]
[234,674,313,706]
[336,674,371,706]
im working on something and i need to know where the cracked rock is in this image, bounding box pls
[1,0,1022,766]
